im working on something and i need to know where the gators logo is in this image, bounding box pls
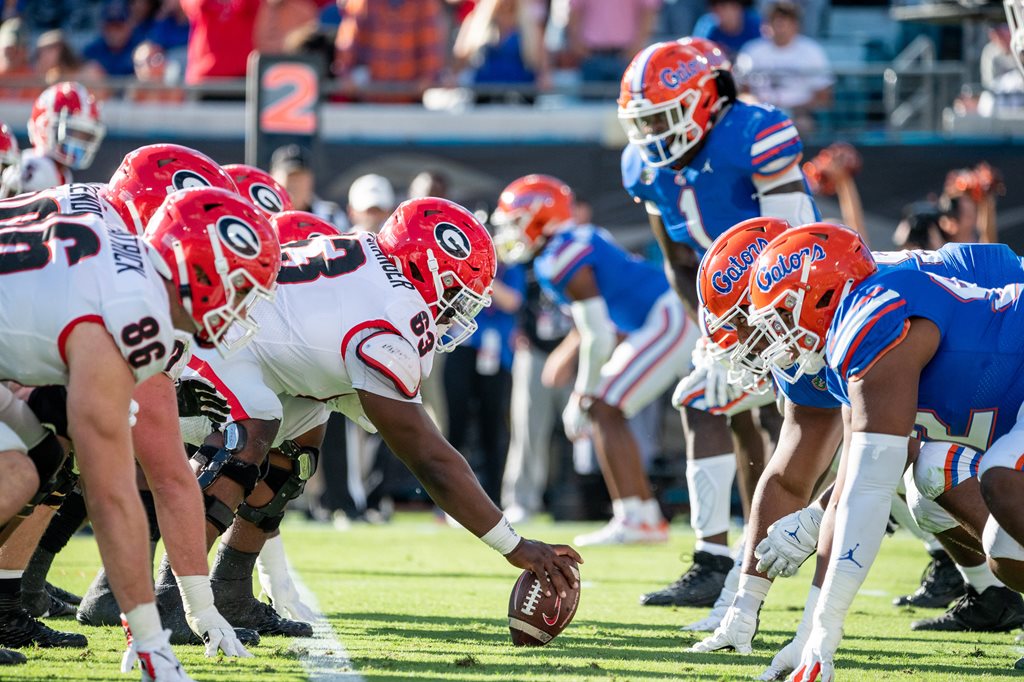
[710,237,769,295]
[659,60,702,89]
[754,243,826,292]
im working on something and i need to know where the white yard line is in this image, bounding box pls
[290,570,365,682]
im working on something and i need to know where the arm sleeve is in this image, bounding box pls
[570,297,617,396]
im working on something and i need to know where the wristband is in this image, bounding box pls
[480,516,521,555]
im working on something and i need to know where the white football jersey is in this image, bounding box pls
[18,149,71,194]
[0,182,127,231]
[186,232,437,442]
[0,211,174,387]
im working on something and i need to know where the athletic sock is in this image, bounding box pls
[957,561,1003,593]
[123,602,163,646]
[39,490,87,555]
[694,540,731,558]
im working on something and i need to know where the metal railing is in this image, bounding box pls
[883,36,967,131]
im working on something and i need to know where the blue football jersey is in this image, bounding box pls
[775,243,1024,410]
[825,268,1024,451]
[622,101,816,256]
[535,225,669,333]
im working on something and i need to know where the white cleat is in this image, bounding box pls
[573,518,669,547]
[688,606,758,654]
[125,629,196,682]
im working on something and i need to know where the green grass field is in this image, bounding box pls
[12,514,1024,681]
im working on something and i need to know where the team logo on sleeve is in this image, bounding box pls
[216,216,261,259]
[248,184,284,214]
[754,244,826,292]
[169,169,212,194]
[710,237,769,294]
[434,222,471,260]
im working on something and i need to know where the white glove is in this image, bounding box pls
[562,393,592,442]
[128,399,139,428]
[257,535,317,622]
[688,605,759,654]
[786,624,842,682]
[756,505,823,579]
[177,575,252,658]
[759,635,806,681]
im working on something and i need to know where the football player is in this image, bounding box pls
[618,39,818,609]
[2,82,106,195]
[691,221,1024,675]
[494,174,695,546]
[0,185,279,680]
[147,196,582,637]
[222,164,293,219]
[742,224,1024,679]
[0,122,19,199]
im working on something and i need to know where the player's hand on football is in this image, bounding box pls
[505,539,583,599]
[688,605,758,654]
[176,377,231,424]
[188,606,253,658]
[755,505,823,579]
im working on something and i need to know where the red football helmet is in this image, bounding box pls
[28,81,105,170]
[617,42,722,167]
[271,210,342,243]
[223,163,293,218]
[377,197,496,352]
[678,37,731,71]
[0,121,20,199]
[492,174,574,263]
[747,223,876,382]
[143,187,281,357]
[102,144,240,235]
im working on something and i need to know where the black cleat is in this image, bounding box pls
[893,551,964,609]
[911,585,1024,632]
[214,592,313,638]
[0,648,25,665]
[22,589,76,619]
[46,582,82,606]
[640,551,733,607]
[0,606,87,648]
[76,569,121,627]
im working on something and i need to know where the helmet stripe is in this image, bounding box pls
[631,44,662,95]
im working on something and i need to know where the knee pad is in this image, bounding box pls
[685,452,735,539]
[25,386,69,439]
[39,457,79,508]
[983,515,1024,561]
[192,422,267,533]
[905,473,958,535]
[237,441,318,533]
[26,432,67,498]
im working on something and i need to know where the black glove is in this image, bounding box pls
[176,377,231,424]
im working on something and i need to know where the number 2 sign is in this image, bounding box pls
[245,53,323,168]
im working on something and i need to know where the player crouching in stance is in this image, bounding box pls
[740,224,1024,679]
[494,174,696,546]
[0,186,280,679]
[152,197,581,637]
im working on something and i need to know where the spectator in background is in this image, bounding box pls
[147,0,191,54]
[130,0,163,39]
[34,30,105,85]
[692,0,760,59]
[334,0,447,103]
[735,0,832,131]
[0,18,37,99]
[269,144,346,226]
[893,201,947,251]
[84,1,142,77]
[567,0,661,84]
[408,169,448,200]
[347,173,396,232]
[978,23,1024,116]
[756,0,825,38]
[255,0,321,55]
[654,0,706,42]
[453,0,549,103]
[181,0,259,92]
[445,261,525,503]
[127,40,184,102]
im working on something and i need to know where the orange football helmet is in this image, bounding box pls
[617,42,722,167]
[678,36,731,71]
[747,223,876,382]
[492,174,574,263]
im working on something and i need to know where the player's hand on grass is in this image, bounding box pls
[258,581,317,623]
[756,505,823,579]
[506,539,583,599]
[190,606,253,658]
[688,605,758,654]
[759,635,805,680]
[786,625,841,682]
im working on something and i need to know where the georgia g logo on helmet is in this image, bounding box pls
[216,216,261,259]
[249,184,284,214]
[169,169,212,194]
[434,222,471,260]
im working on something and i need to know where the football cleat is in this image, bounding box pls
[573,518,669,547]
[0,648,25,665]
[640,551,732,607]
[22,589,76,619]
[46,582,82,606]
[911,585,1024,632]
[0,605,87,648]
[893,551,964,609]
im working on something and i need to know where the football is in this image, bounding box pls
[507,564,581,646]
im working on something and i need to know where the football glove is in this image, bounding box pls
[756,505,823,579]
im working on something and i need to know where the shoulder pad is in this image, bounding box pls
[356,331,421,398]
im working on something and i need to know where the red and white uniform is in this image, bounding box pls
[183,232,436,445]
[0,212,174,387]
[16,149,72,194]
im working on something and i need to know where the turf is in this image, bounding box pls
[11,514,1024,681]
